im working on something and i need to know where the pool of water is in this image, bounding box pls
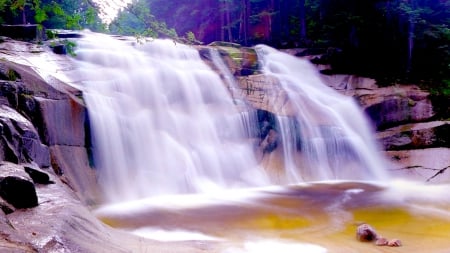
[95,181,450,253]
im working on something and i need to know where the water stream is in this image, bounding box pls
[74,32,268,202]
[71,32,450,252]
[255,45,387,182]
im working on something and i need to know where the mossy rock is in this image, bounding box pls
[215,46,260,76]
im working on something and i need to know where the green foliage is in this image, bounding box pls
[110,0,202,45]
[0,0,103,31]
[6,68,19,81]
[63,39,76,56]
[45,29,56,39]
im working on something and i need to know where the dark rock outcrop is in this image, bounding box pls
[0,105,50,168]
[0,57,97,203]
[0,25,45,42]
[364,95,434,131]
[378,121,450,150]
[0,176,38,209]
[24,166,53,185]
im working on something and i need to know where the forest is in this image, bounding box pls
[0,0,449,88]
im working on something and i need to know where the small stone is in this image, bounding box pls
[24,166,54,185]
[388,239,402,247]
[375,237,388,246]
[356,223,378,242]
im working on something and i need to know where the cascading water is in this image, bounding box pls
[72,32,268,202]
[73,32,388,203]
[67,33,450,252]
[255,45,387,182]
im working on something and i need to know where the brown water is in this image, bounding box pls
[96,181,450,253]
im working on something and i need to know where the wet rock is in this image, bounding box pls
[375,237,388,246]
[356,223,379,242]
[387,148,450,183]
[360,86,434,130]
[0,105,50,167]
[24,167,53,185]
[236,75,292,115]
[0,198,15,214]
[260,129,279,153]
[0,176,38,209]
[387,238,402,247]
[378,121,450,150]
[34,97,86,146]
[206,45,259,76]
[52,44,67,55]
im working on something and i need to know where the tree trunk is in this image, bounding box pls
[226,0,233,41]
[220,0,225,41]
[239,0,250,45]
[22,8,27,24]
[299,0,307,40]
[406,17,414,73]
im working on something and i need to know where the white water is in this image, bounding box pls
[73,32,268,202]
[64,34,450,252]
[73,32,388,203]
[256,45,387,182]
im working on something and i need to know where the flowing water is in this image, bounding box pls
[70,32,450,252]
[255,45,387,182]
[74,32,268,202]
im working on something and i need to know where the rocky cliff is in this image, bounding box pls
[0,36,212,253]
[202,44,450,183]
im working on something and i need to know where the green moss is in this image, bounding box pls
[6,69,20,81]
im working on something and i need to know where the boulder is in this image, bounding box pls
[52,44,67,55]
[0,105,50,167]
[24,166,53,185]
[0,176,38,209]
[355,85,435,130]
[356,223,379,242]
[378,121,449,150]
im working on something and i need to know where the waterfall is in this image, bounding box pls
[73,32,387,203]
[73,33,268,202]
[255,45,387,182]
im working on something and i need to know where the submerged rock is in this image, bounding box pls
[356,223,378,242]
[375,237,388,246]
[387,238,402,247]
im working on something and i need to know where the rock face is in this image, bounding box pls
[207,43,449,183]
[0,34,215,253]
[0,55,98,203]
